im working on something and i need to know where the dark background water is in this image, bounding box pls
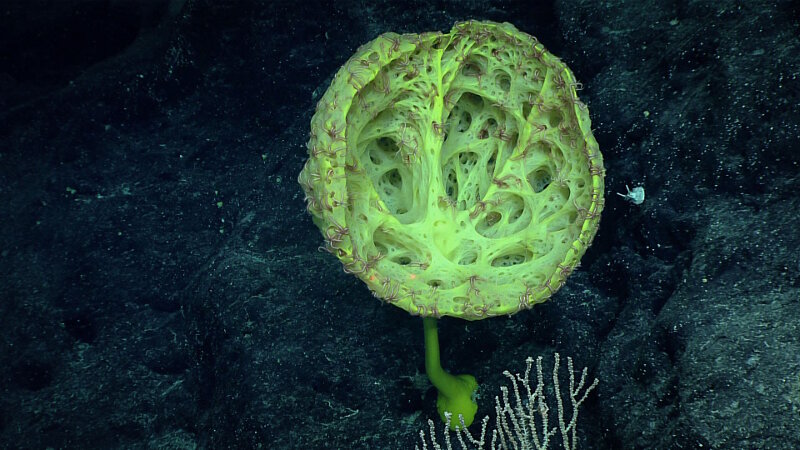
[1,1,799,448]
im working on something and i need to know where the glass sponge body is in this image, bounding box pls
[298,21,605,319]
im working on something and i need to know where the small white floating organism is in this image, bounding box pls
[617,185,645,205]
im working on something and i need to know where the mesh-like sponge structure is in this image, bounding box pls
[298,21,605,320]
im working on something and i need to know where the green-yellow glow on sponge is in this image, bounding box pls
[299,21,604,319]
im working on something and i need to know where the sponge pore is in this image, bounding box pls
[298,21,605,319]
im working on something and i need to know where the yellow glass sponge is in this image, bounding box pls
[298,20,604,320]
